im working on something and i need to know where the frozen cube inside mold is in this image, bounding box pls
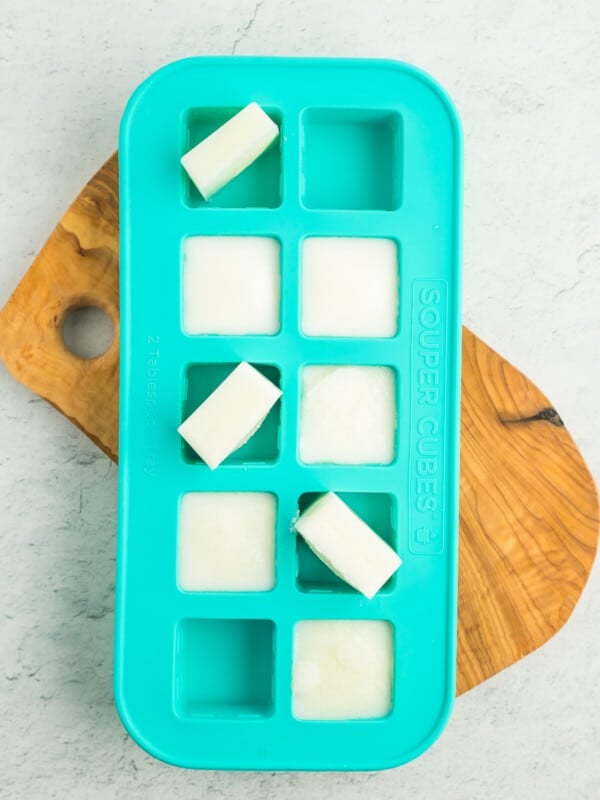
[299,366,396,464]
[181,103,279,201]
[183,237,280,335]
[302,238,399,337]
[292,620,394,720]
[296,492,397,594]
[294,493,401,599]
[178,492,276,592]
[178,362,282,469]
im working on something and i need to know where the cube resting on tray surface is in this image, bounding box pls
[178,493,276,592]
[178,362,281,469]
[292,620,394,720]
[181,103,279,200]
[294,492,401,598]
[299,365,396,464]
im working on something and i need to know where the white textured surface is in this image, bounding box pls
[0,0,598,797]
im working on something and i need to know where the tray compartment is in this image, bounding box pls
[297,364,398,465]
[183,107,283,208]
[300,236,400,338]
[181,362,282,465]
[295,491,397,594]
[301,108,402,211]
[182,235,281,336]
[178,491,277,592]
[174,618,276,718]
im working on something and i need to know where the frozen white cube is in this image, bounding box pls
[294,493,401,599]
[181,102,279,200]
[178,362,281,469]
[292,620,394,720]
[299,366,396,464]
[178,492,276,591]
[183,236,280,335]
[301,237,399,338]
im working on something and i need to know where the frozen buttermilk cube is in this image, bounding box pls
[178,362,281,469]
[292,620,394,720]
[299,366,396,464]
[181,102,279,200]
[294,492,401,599]
[178,492,276,591]
[183,236,280,335]
[301,237,399,337]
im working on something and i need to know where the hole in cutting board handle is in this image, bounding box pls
[61,305,114,360]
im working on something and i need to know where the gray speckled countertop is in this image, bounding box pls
[1,1,599,797]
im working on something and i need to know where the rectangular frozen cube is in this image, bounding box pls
[178,362,282,469]
[181,102,279,200]
[293,492,401,598]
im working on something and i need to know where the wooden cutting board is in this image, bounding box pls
[0,154,597,696]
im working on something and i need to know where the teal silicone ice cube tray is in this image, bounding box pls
[116,56,462,771]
